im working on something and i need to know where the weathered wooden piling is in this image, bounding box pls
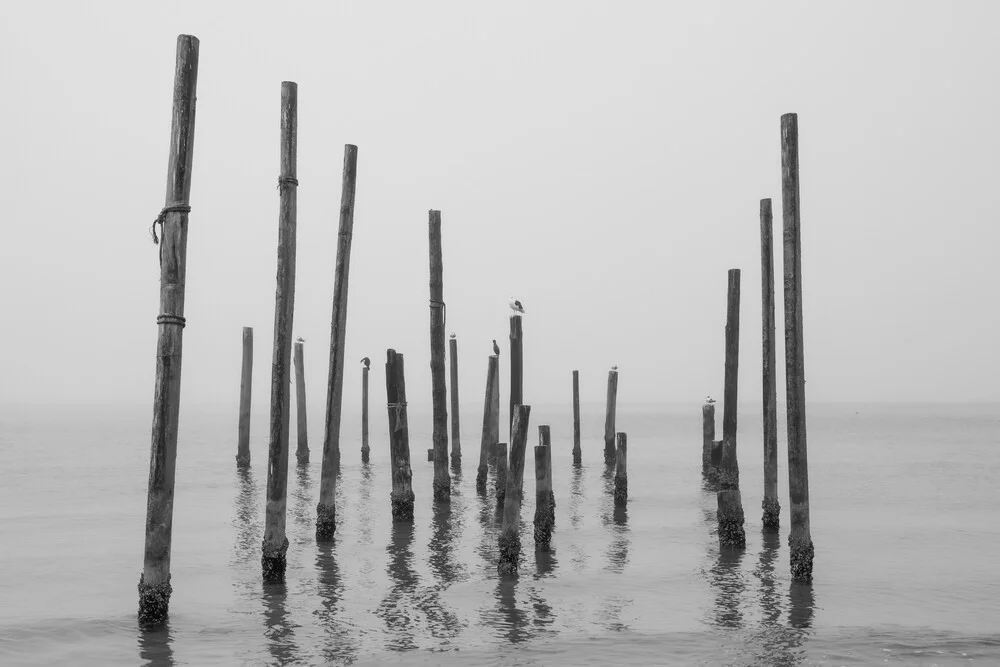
[782,112,814,580]
[495,442,508,508]
[316,144,359,539]
[533,425,554,551]
[477,354,499,491]
[294,340,308,465]
[427,448,434,462]
[361,361,370,462]
[716,268,745,547]
[236,326,253,467]
[508,316,523,438]
[760,198,780,529]
[138,34,199,625]
[603,369,618,465]
[449,335,462,463]
[572,370,581,465]
[385,349,415,521]
[701,400,715,475]
[428,210,451,502]
[614,432,628,506]
[261,81,298,582]
[498,405,531,574]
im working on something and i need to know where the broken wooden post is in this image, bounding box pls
[603,369,618,465]
[760,198,780,529]
[498,405,531,574]
[428,210,451,501]
[533,425,554,550]
[701,400,715,475]
[449,334,461,463]
[477,354,499,492]
[782,112,814,580]
[572,370,581,465]
[316,144,358,539]
[508,315,523,438]
[361,359,370,462]
[495,442,508,508]
[716,268,745,547]
[614,432,628,506]
[236,326,253,467]
[386,349,415,521]
[294,339,308,465]
[138,33,199,625]
[261,80,299,582]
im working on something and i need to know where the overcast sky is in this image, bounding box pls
[1,1,997,413]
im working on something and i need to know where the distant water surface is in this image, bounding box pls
[0,401,998,665]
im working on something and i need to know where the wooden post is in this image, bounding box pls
[236,326,253,467]
[716,268,745,547]
[701,401,715,475]
[316,144,359,539]
[614,432,628,506]
[572,370,581,465]
[508,316,523,438]
[495,442,508,508]
[498,405,531,574]
[361,363,370,462]
[138,34,199,625]
[603,369,618,465]
[760,198,780,529]
[477,354,499,491]
[385,349,415,521]
[490,354,500,464]
[294,340,308,465]
[428,210,451,502]
[533,425,554,551]
[782,112,814,580]
[427,448,434,462]
[449,335,461,463]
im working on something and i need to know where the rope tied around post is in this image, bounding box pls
[150,205,192,245]
[277,176,299,190]
[429,299,446,328]
[156,314,187,328]
[387,401,408,432]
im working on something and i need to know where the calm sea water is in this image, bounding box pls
[1,401,998,665]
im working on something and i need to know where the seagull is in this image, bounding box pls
[492,339,500,356]
[611,365,618,371]
[361,357,370,370]
[295,336,305,343]
[450,332,456,339]
[705,396,716,404]
[508,296,525,316]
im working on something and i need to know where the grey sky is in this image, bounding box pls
[1,1,997,412]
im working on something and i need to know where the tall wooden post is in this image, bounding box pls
[449,335,462,463]
[498,405,531,574]
[572,370,581,465]
[386,349,415,521]
[603,369,618,465]
[495,442,508,508]
[361,363,370,462]
[138,34,199,625]
[782,112,814,580]
[477,354,498,491]
[533,425,554,551]
[701,401,715,475]
[508,316,523,438]
[294,340,308,465]
[717,268,745,547]
[236,326,253,467]
[428,210,451,501]
[316,144,359,539]
[760,198,780,529]
[614,432,628,506]
[261,81,298,582]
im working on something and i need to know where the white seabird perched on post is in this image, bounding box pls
[508,296,525,316]
[705,395,716,404]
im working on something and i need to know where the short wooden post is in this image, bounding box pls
[449,335,461,463]
[428,210,451,501]
[533,425,554,551]
[236,326,253,467]
[495,442,508,508]
[701,401,715,475]
[760,198,780,529]
[427,448,434,461]
[477,354,499,491]
[498,405,531,574]
[294,340,308,465]
[603,369,618,465]
[782,112,814,580]
[316,144,359,539]
[361,363,370,462]
[385,349,415,521]
[138,34,199,625]
[716,268,745,547]
[572,370,581,465]
[261,80,299,582]
[614,432,628,506]
[508,315,523,438]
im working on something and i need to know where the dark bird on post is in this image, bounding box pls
[508,296,525,316]
[361,357,370,370]
[492,339,500,356]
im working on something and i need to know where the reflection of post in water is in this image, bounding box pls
[569,463,584,528]
[788,581,814,629]
[422,500,464,639]
[233,468,261,565]
[709,545,746,629]
[754,528,782,625]
[262,582,298,665]
[603,505,631,573]
[315,541,357,663]
[494,576,533,644]
[290,463,314,539]
[376,521,419,651]
[357,460,375,545]
[474,490,500,570]
[137,619,175,666]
